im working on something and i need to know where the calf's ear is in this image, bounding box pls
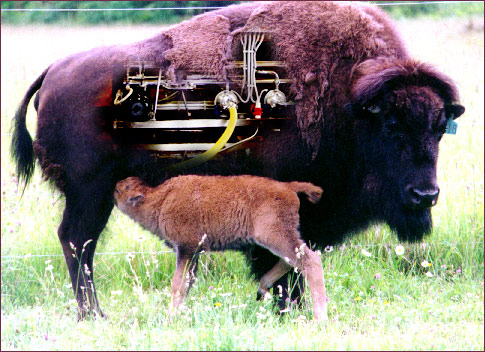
[446,104,465,120]
[128,194,145,207]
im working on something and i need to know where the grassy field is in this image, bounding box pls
[1,15,484,351]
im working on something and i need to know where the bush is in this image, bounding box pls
[379,1,484,19]
[0,1,240,25]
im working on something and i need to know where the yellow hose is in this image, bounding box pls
[164,106,238,171]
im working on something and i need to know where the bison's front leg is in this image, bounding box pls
[58,177,115,320]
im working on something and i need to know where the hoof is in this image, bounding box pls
[77,308,107,321]
[256,288,272,301]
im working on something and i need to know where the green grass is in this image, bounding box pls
[1,16,484,350]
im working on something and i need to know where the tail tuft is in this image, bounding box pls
[11,112,35,186]
[288,182,323,204]
[10,68,49,188]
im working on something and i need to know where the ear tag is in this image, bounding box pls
[445,115,458,135]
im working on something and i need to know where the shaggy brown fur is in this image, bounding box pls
[114,175,327,320]
[155,1,410,157]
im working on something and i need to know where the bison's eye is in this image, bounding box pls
[434,114,448,141]
[436,118,448,134]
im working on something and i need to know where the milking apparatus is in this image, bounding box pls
[113,31,292,166]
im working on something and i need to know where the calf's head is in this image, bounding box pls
[114,177,146,210]
[346,59,464,241]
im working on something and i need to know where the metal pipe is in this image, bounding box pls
[163,105,238,170]
[152,67,163,120]
[156,101,214,111]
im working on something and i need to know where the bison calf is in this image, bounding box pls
[114,175,327,321]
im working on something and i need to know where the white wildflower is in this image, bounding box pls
[361,249,372,257]
[126,253,135,261]
[256,312,266,320]
[394,245,405,256]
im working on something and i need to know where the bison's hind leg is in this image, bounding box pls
[58,170,117,320]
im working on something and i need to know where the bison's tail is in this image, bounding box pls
[288,182,323,204]
[10,67,49,188]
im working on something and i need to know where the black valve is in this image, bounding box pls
[121,90,150,121]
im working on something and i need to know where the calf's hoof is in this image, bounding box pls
[313,307,329,323]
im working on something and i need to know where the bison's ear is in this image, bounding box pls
[128,194,145,207]
[446,104,465,120]
[344,103,380,119]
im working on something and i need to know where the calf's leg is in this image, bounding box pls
[170,247,198,311]
[250,245,305,308]
[299,247,328,321]
[258,259,292,300]
[255,228,328,321]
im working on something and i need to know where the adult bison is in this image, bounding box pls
[11,1,464,319]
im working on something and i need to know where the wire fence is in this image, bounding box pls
[0,7,226,12]
[0,2,480,12]
[1,251,172,259]
[2,241,483,260]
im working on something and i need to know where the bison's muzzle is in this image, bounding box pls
[405,185,440,209]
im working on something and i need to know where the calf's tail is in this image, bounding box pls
[288,182,323,204]
[10,67,49,187]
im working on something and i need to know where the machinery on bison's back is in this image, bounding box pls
[11,1,465,319]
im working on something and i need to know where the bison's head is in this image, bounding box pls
[346,59,464,241]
